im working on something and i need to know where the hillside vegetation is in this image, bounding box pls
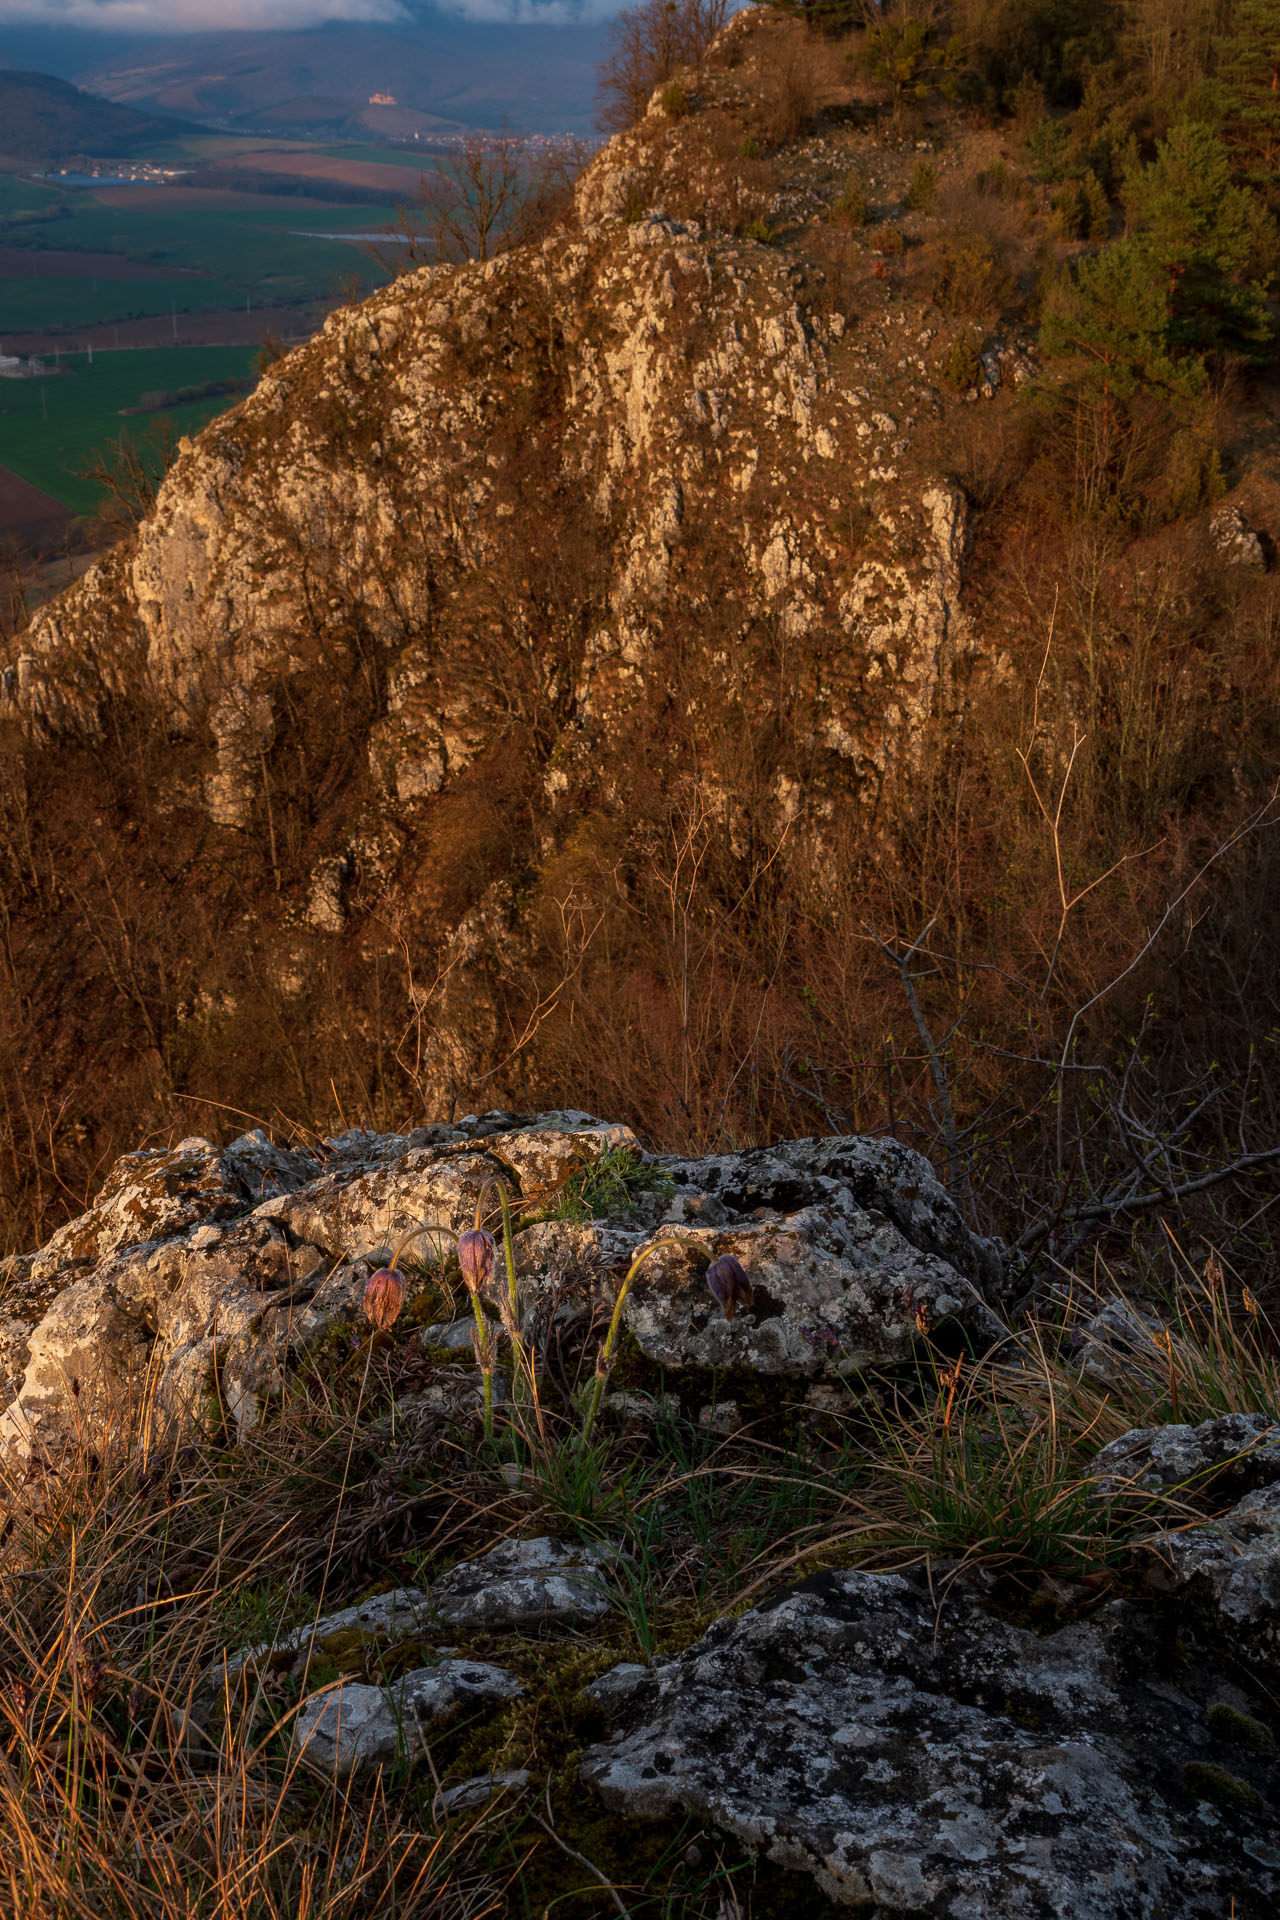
[4,11,1280,1917]
[0,69,191,163]
[2,0,1279,1303]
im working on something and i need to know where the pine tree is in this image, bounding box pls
[1123,121,1271,355]
[1081,170,1111,240]
[1216,0,1280,188]
[863,17,966,127]
[1040,240,1192,398]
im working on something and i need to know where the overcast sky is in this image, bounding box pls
[0,0,613,24]
[0,0,413,27]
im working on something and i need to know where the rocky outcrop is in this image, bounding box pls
[1097,1413,1280,1683]
[581,1567,1280,1917]
[5,178,969,814]
[0,1113,1001,1463]
[0,13,994,1145]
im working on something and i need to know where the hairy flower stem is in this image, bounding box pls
[470,1297,495,1445]
[389,1222,451,1273]
[579,1240,679,1447]
[473,1177,546,1446]
[311,1224,449,1638]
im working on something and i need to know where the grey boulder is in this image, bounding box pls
[293,1660,522,1778]
[431,1537,618,1632]
[1093,1413,1280,1680]
[1,1115,1008,1458]
[516,1132,1006,1379]
[1093,1411,1280,1496]
[581,1567,1280,1917]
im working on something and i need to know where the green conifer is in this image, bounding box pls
[1123,121,1271,354]
[1216,0,1280,188]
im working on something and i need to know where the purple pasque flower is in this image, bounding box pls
[458,1226,497,1293]
[363,1265,406,1331]
[705,1252,754,1322]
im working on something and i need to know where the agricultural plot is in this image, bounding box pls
[0,176,395,339]
[1,275,233,335]
[0,345,259,515]
[0,144,407,513]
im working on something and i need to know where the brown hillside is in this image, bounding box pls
[3,10,1279,1288]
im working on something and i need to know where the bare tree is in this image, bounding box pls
[78,422,175,534]
[383,134,588,268]
[596,0,731,132]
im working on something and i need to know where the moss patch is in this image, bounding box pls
[1183,1761,1266,1814]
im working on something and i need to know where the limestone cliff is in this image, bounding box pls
[4,11,1271,1255]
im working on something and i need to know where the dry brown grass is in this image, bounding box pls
[3,1221,1276,1916]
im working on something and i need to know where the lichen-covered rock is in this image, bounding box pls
[293,1660,522,1779]
[514,1130,1004,1378]
[253,1114,629,1264]
[619,1212,1002,1376]
[658,1136,1004,1293]
[0,1217,352,1459]
[434,1770,531,1818]
[207,1542,617,1700]
[581,1567,1280,1916]
[28,1132,319,1286]
[208,1589,434,1694]
[1093,1412,1280,1496]
[430,1537,618,1632]
[0,1252,61,1407]
[1146,1483,1280,1673]
[0,1116,1004,1458]
[1085,1415,1280,1683]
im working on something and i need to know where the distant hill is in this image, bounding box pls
[77,16,611,138]
[0,69,191,163]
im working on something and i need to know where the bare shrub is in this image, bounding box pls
[77,421,176,534]
[596,0,730,131]
[383,134,586,267]
[758,36,824,148]
[932,231,1015,314]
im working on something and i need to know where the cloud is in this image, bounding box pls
[432,0,615,19]
[0,0,411,28]
[431,0,610,19]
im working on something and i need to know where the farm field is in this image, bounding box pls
[2,274,234,334]
[213,147,426,194]
[0,345,259,515]
[316,142,438,167]
[0,133,434,517]
[0,170,395,342]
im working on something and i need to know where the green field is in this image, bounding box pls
[1,277,235,333]
[0,174,395,334]
[0,150,404,514]
[317,143,434,169]
[0,346,259,514]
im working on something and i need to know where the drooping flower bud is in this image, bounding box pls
[363,1265,406,1331]
[706,1253,754,1322]
[458,1226,497,1294]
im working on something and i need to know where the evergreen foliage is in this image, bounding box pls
[863,16,966,126]
[1123,121,1273,356]
[1039,240,1194,399]
[1216,0,1280,189]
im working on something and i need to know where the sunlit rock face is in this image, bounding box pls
[0,1114,1001,1461]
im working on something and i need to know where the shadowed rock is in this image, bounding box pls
[581,1567,1280,1916]
[293,1660,522,1779]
